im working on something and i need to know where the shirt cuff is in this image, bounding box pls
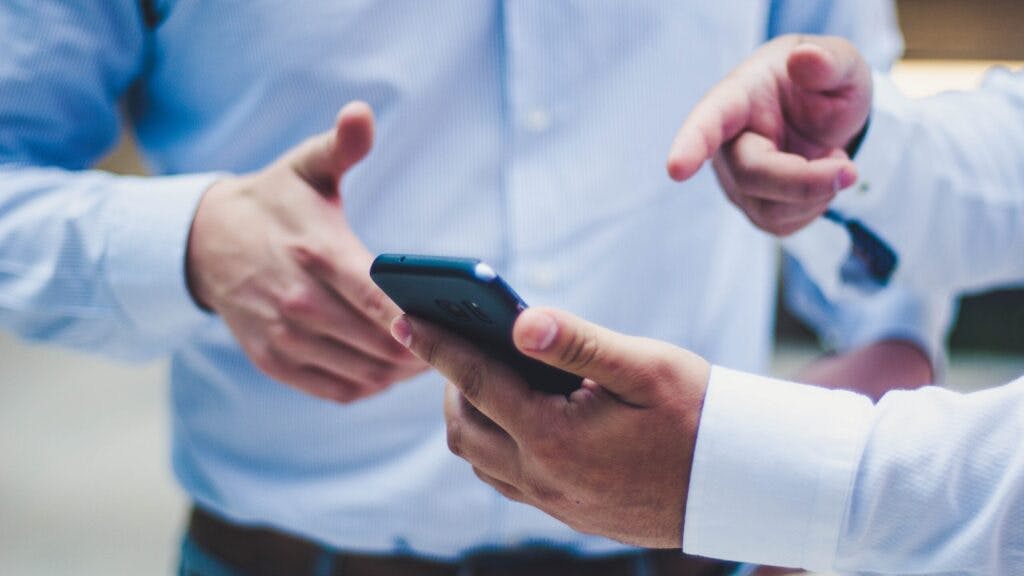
[105,172,221,344]
[682,366,874,571]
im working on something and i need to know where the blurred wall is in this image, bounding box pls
[898,0,1023,60]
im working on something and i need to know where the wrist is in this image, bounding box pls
[186,176,240,311]
[796,338,933,401]
[676,352,712,547]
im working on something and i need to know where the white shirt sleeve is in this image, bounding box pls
[683,367,1024,574]
[682,366,875,571]
[785,68,1024,299]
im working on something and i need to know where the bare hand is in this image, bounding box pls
[667,35,873,236]
[187,102,427,403]
[391,307,711,549]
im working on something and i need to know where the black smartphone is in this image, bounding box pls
[370,254,581,395]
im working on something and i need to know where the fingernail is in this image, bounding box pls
[519,312,558,352]
[390,317,412,348]
[834,167,857,191]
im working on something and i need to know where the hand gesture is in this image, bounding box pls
[187,102,427,402]
[668,35,873,236]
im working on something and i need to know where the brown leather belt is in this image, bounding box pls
[187,506,735,576]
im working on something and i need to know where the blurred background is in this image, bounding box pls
[1,1,1022,574]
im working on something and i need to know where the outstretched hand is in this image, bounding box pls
[187,102,427,403]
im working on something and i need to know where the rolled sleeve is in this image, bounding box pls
[683,366,874,570]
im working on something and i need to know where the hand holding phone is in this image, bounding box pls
[371,254,582,395]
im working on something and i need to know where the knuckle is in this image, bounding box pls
[446,420,464,457]
[365,362,399,387]
[265,322,295,350]
[475,469,521,502]
[327,386,360,404]
[455,361,487,403]
[776,220,807,237]
[765,221,789,236]
[249,342,282,377]
[470,466,487,482]
[524,476,564,507]
[761,200,790,222]
[732,147,761,177]
[290,242,332,272]
[278,284,315,317]
[494,483,524,504]
[745,198,767,222]
[358,283,390,320]
[558,330,600,373]
[746,214,767,234]
[800,181,816,203]
[423,336,444,367]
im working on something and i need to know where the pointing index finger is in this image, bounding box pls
[667,75,754,182]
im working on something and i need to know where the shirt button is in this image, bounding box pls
[523,108,551,133]
[528,266,558,290]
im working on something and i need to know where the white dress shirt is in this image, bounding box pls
[685,69,1024,573]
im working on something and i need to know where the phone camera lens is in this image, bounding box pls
[435,299,471,321]
[464,301,493,324]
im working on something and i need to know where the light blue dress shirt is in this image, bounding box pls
[0,0,946,560]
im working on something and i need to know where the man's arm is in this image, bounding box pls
[666,35,1024,296]
[689,365,1024,574]
[396,306,1024,573]
[0,1,209,359]
[787,69,1024,297]
[766,2,947,396]
[0,2,423,399]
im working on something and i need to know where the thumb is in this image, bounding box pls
[785,37,872,150]
[290,101,375,193]
[514,308,695,405]
[786,36,866,94]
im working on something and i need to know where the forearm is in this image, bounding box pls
[835,377,1024,574]
[796,338,933,401]
[782,254,952,394]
